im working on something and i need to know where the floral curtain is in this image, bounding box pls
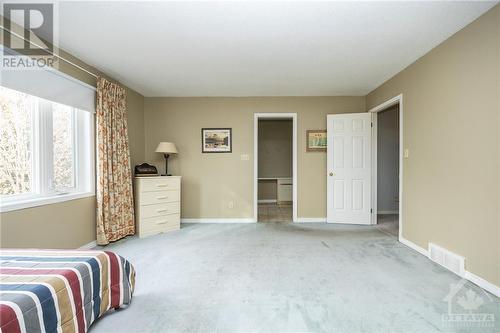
[96,77,135,245]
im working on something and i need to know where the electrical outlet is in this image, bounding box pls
[228,201,234,209]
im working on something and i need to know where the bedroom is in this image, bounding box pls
[1,1,499,332]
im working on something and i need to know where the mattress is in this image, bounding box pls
[0,249,135,333]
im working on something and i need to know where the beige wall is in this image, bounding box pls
[0,197,96,248]
[258,120,293,178]
[125,88,146,167]
[0,23,145,248]
[144,97,365,219]
[366,5,500,285]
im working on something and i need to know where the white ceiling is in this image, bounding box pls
[53,1,497,97]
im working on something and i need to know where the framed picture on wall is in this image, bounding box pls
[306,130,327,152]
[202,128,232,153]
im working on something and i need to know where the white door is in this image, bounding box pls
[327,113,372,224]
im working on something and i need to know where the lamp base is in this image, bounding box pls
[163,153,171,177]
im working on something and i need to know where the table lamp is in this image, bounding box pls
[155,142,178,176]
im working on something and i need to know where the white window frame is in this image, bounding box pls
[0,93,95,213]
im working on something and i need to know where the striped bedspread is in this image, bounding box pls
[0,249,135,333]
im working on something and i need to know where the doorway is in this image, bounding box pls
[374,105,400,237]
[369,94,403,240]
[253,113,297,223]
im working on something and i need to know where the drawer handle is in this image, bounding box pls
[156,221,168,225]
[157,184,168,188]
[157,196,168,200]
[157,209,167,213]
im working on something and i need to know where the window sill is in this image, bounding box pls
[0,192,95,213]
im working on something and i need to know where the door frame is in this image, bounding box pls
[253,113,298,222]
[368,94,403,240]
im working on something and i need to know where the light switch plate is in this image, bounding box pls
[241,154,250,161]
[404,148,410,158]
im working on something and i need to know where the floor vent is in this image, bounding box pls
[428,243,465,277]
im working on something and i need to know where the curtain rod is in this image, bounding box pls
[1,25,99,79]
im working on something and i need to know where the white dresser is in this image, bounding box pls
[134,176,181,238]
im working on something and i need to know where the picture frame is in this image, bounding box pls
[201,128,232,153]
[306,130,327,152]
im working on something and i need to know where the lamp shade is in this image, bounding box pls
[155,142,178,154]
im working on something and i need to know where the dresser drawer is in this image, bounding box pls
[140,190,180,205]
[138,214,180,238]
[139,178,180,192]
[140,202,180,219]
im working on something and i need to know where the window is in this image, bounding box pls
[0,86,94,212]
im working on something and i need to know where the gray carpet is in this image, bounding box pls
[91,223,500,333]
[375,214,399,238]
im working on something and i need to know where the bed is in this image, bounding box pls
[0,249,135,333]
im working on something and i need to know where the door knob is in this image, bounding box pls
[329,172,334,176]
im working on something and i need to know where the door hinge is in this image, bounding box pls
[371,122,373,127]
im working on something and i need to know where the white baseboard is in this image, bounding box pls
[78,240,97,250]
[399,236,499,298]
[464,271,500,298]
[295,217,327,223]
[377,210,398,215]
[258,199,277,203]
[399,236,429,256]
[181,218,256,223]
